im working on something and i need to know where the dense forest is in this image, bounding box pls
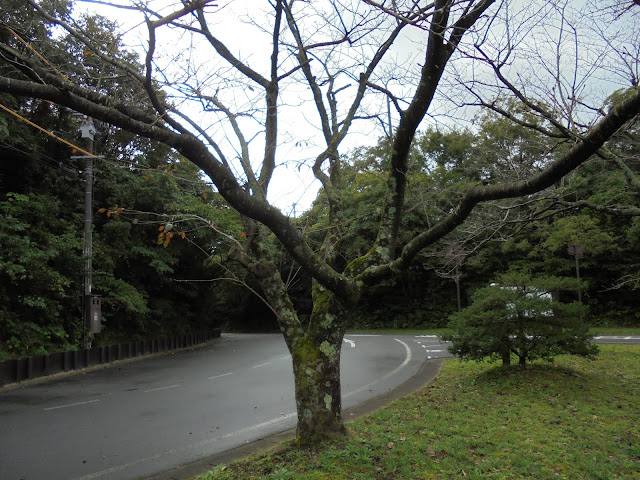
[305,109,640,330]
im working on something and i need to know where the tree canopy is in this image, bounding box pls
[1,0,639,447]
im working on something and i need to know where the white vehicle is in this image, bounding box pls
[489,283,554,318]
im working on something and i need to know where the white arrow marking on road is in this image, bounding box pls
[344,338,411,399]
[343,338,356,348]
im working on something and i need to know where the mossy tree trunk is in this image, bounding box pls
[233,228,349,448]
[288,286,346,448]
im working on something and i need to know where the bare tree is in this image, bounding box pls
[1,0,639,447]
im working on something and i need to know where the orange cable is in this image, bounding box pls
[4,26,71,83]
[0,102,96,157]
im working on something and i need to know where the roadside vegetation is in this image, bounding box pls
[347,328,640,336]
[197,345,640,480]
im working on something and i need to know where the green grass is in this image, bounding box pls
[346,327,640,336]
[196,345,640,480]
[588,327,640,336]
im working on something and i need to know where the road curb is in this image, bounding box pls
[143,357,445,480]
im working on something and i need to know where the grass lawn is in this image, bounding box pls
[588,327,640,336]
[196,345,639,480]
[346,327,640,336]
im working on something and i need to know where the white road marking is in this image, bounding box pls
[208,372,233,380]
[344,338,412,399]
[416,335,438,338]
[594,336,640,340]
[343,339,356,348]
[144,384,180,393]
[252,362,271,369]
[71,412,298,480]
[425,349,444,352]
[279,355,291,360]
[44,399,100,411]
[348,334,381,337]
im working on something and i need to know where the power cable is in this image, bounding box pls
[0,102,96,157]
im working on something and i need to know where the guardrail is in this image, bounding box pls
[0,329,221,386]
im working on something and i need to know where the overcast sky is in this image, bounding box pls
[72,0,639,214]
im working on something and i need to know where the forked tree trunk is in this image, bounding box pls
[244,236,350,449]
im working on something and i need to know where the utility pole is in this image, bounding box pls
[73,117,101,347]
[81,117,95,299]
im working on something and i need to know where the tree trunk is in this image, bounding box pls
[288,286,346,449]
[501,350,511,366]
[237,229,350,449]
[290,331,345,448]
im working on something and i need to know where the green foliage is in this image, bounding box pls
[0,192,83,356]
[303,110,640,332]
[444,271,598,366]
[0,9,245,356]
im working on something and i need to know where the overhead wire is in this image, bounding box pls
[1,21,221,194]
[0,102,97,157]
[1,25,96,157]
[3,25,71,82]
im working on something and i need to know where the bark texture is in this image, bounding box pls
[288,285,346,448]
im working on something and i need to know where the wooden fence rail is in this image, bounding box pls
[0,329,221,386]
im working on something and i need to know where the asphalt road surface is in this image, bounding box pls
[1,334,636,480]
[0,333,452,480]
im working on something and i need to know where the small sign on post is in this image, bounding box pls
[568,243,583,258]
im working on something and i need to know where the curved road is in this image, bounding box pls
[1,334,636,480]
[0,333,452,480]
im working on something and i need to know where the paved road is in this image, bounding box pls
[592,335,640,344]
[1,334,635,480]
[0,333,452,480]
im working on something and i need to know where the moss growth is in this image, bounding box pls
[344,247,377,277]
[319,340,336,358]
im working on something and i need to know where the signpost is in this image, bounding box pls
[447,244,464,313]
[568,243,583,321]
